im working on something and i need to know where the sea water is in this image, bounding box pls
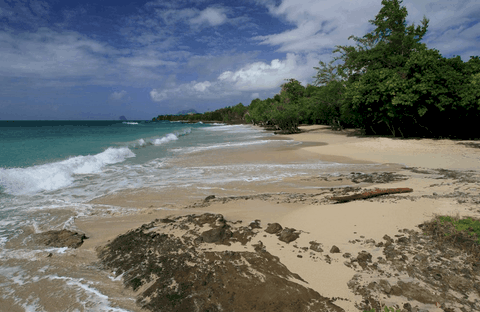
[0,120,380,311]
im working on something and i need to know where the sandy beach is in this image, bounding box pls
[73,125,480,312]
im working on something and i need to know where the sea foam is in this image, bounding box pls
[133,128,191,148]
[153,133,178,145]
[0,147,135,195]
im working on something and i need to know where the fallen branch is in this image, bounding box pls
[329,188,413,203]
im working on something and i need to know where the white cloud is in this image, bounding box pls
[190,7,227,26]
[110,90,127,100]
[0,28,113,79]
[254,0,480,60]
[193,81,211,92]
[150,79,242,103]
[150,52,323,103]
[254,0,381,53]
[217,53,318,91]
[150,89,169,102]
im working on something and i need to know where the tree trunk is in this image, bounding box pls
[330,188,413,203]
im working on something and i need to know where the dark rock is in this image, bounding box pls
[34,229,87,248]
[278,228,299,243]
[356,251,372,270]
[378,279,392,294]
[249,220,261,229]
[195,213,219,226]
[413,253,428,262]
[159,218,175,223]
[201,228,232,244]
[265,223,283,234]
[204,195,215,202]
[309,241,324,252]
[403,303,412,311]
[119,115,127,120]
[330,245,341,253]
[396,281,443,304]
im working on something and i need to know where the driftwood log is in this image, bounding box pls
[329,188,413,203]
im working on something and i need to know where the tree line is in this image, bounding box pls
[154,0,480,139]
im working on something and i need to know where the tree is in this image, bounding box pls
[312,59,348,87]
[280,79,305,103]
[333,0,429,77]
[335,0,433,136]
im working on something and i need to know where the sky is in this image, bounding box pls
[0,0,479,120]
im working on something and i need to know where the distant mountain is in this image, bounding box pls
[119,115,127,120]
[176,109,199,115]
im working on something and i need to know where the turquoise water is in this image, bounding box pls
[0,120,381,311]
[1,120,209,169]
[0,120,285,311]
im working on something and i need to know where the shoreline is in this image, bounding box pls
[75,124,480,311]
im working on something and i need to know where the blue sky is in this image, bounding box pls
[1,0,479,120]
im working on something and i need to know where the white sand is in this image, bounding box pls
[77,124,480,311]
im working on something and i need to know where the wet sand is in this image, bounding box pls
[74,125,480,312]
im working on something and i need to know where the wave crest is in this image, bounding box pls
[0,147,135,195]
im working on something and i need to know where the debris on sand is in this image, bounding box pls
[329,188,413,203]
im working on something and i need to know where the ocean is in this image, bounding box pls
[0,120,382,311]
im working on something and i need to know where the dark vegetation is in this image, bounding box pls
[153,0,480,137]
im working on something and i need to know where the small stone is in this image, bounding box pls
[201,228,232,243]
[34,229,87,249]
[309,241,323,253]
[330,245,340,253]
[278,228,299,243]
[379,279,392,294]
[204,195,216,202]
[249,220,261,229]
[397,237,409,244]
[383,234,393,242]
[265,223,283,234]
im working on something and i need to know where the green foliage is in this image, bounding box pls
[331,0,480,138]
[312,59,347,87]
[438,216,480,243]
[153,102,249,124]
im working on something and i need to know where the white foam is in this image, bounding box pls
[153,133,178,145]
[44,247,69,254]
[201,124,261,134]
[48,275,133,312]
[138,139,146,146]
[146,128,191,146]
[171,140,276,154]
[0,147,135,195]
[122,122,138,125]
